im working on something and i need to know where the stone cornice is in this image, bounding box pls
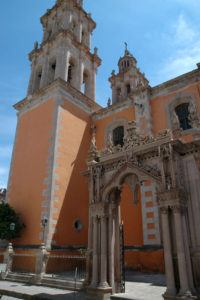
[92,97,134,122]
[151,67,200,98]
[109,67,148,84]
[13,78,101,113]
[29,30,101,67]
[40,0,96,30]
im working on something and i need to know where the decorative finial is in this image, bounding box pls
[107,98,111,107]
[88,126,98,163]
[125,42,128,51]
[34,41,38,50]
[94,47,98,56]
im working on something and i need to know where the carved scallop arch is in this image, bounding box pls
[101,162,161,203]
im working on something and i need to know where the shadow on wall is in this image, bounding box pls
[52,101,92,250]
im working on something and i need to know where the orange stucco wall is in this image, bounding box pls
[121,185,143,246]
[8,100,55,245]
[125,251,164,273]
[52,98,91,246]
[151,83,200,137]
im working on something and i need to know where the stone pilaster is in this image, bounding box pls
[55,48,69,82]
[40,56,49,89]
[90,216,99,287]
[27,59,36,96]
[108,201,115,291]
[99,215,109,288]
[173,206,190,296]
[160,207,176,297]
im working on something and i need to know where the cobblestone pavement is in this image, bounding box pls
[0,271,166,300]
[112,271,166,300]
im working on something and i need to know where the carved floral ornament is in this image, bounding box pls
[88,121,175,162]
[188,101,200,128]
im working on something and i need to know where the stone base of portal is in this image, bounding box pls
[86,286,112,300]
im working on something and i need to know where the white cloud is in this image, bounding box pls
[173,14,196,45]
[159,13,200,82]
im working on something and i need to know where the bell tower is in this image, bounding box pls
[7,0,101,251]
[109,45,149,105]
[27,0,100,101]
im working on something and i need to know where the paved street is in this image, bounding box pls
[0,272,166,300]
[112,271,166,300]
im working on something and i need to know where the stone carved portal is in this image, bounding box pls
[85,123,200,300]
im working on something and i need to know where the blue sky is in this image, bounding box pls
[1,0,200,188]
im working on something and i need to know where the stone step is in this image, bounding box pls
[6,272,33,284]
[110,295,134,300]
[6,272,84,291]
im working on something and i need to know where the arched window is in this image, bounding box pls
[34,66,42,91]
[175,103,191,131]
[71,20,76,33]
[126,83,131,95]
[81,30,85,43]
[67,58,75,84]
[48,28,52,39]
[117,87,121,95]
[113,126,124,147]
[48,58,56,83]
[82,72,88,94]
[67,64,73,83]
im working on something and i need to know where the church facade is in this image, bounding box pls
[2,0,200,299]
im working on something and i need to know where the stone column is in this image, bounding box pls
[27,60,36,96]
[109,202,115,291]
[99,215,109,288]
[90,216,99,287]
[73,57,83,92]
[173,207,190,295]
[40,56,49,88]
[78,22,82,43]
[182,214,195,293]
[88,33,91,50]
[115,201,121,292]
[85,212,93,285]
[55,49,69,82]
[160,207,176,296]
[87,64,97,101]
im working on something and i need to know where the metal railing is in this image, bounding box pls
[46,254,86,281]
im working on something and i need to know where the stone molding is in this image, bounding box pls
[14,78,101,115]
[151,67,200,98]
[157,189,188,212]
[92,97,133,122]
[29,30,101,66]
[40,0,96,29]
